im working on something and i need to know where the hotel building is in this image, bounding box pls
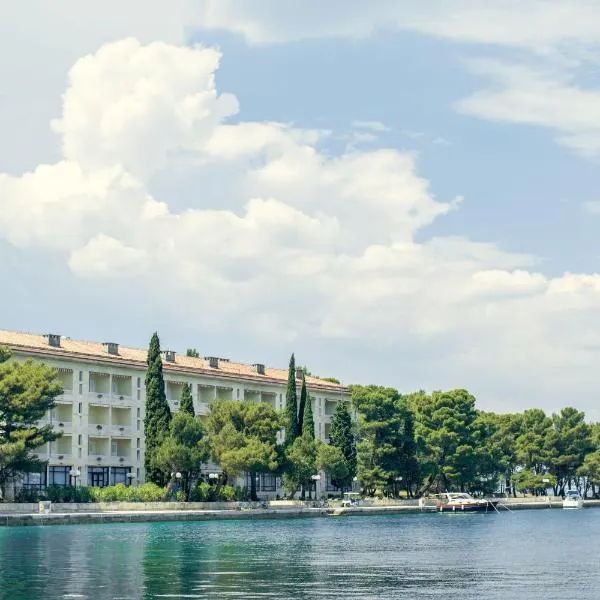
[0,330,350,498]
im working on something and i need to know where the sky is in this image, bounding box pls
[2,1,600,417]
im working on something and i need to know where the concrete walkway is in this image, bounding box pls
[2,499,600,527]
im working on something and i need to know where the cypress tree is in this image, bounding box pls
[144,332,171,486]
[285,353,298,444]
[298,373,307,434]
[180,383,195,416]
[329,401,357,486]
[301,378,315,439]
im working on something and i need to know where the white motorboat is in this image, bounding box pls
[562,490,584,509]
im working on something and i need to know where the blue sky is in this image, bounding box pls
[2,1,600,417]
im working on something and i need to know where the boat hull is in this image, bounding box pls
[562,499,584,509]
[437,501,498,513]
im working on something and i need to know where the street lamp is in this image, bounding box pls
[126,472,135,486]
[69,468,81,487]
[208,472,219,481]
[395,476,403,498]
[310,474,321,501]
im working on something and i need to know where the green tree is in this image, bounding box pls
[284,353,298,444]
[412,389,479,495]
[207,400,280,501]
[514,408,552,474]
[298,374,307,434]
[186,348,200,358]
[179,383,195,416]
[301,376,315,438]
[282,434,317,499]
[0,348,62,498]
[144,332,171,486]
[154,411,209,499]
[353,385,418,497]
[328,401,356,491]
[317,443,349,498]
[546,407,592,495]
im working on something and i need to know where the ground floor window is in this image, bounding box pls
[22,470,47,490]
[325,475,341,492]
[245,472,278,492]
[110,467,132,486]
[49,466,71,487]
[88,467,109,488]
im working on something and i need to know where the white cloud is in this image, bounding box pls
[455,59,600,156]
[191,0,600,53]
[3,34,600,415]
[352,120,390,133]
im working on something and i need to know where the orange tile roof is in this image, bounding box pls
[0,329,348,394]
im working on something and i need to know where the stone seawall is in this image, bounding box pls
[2,498,599,527]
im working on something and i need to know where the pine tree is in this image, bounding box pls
[179,383,195,416]
[285,353,298,444]
[301,376,314,438]
[144,332,171,486]
[329,401,357,488]
[298,374,306,433]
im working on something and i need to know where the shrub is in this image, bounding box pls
[219,485,236,502]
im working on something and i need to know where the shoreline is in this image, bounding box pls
[3,500,600,527]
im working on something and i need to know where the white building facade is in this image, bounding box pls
[0,330,350,499]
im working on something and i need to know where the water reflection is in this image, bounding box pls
[0,511,599,599]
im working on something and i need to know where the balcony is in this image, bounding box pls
[88,454,106,463]
[88,423,110,436]
[55,421,73,434]
[56,390,74,403]
[88,392,111,406]
[109,455,132,466]
[50,453,72,463]
[111,424,132,437]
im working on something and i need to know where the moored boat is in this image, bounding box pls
[436,492,498,513]
[562,490,584,509]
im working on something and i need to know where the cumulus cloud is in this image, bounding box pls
[3,35,600,414]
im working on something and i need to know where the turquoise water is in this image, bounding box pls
[1,510,599,599]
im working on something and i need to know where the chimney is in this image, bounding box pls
[252,363,265,375]
[102,342,119,356]
[162,350,176,363]
[295,367,304,380]
[206,356,219,369]
[44,334,61,348]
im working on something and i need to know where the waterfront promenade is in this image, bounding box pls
[3,497,600,527]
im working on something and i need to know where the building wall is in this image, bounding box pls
[12,347,349,498]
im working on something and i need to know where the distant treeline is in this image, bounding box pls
[351,385,600,498]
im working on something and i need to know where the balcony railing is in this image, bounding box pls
[88,392,111,405]
[111,394,133,407]
[56,391,74,403]
[109,455,131,466]
[55,421,73,434]
[111,424,132,436]
[88,453,107,463]
[50,452,72,462]
[88,424,110,436]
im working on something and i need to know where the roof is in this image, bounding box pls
[0,329,348,394]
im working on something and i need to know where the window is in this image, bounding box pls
[137,420,140,431]
[78,384,83,395]
[245,472,278,492]
[78,448,82,458]
[236,388,240,399]
[78,434,82,445]
[137,377,141,388]
[110,467,131,486]
[49,466,71,487]
[136,438,140,448]
[137,450,140,461]
[88,467,109,487]
[136,408,140,418]
[78,402,82,415]
[22,470,47,491]
[111,441,118,457]
[136,390,140,401]
[79,371,83,382]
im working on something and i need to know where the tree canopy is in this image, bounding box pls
[0,348,62,497]
[144,333,171,486]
